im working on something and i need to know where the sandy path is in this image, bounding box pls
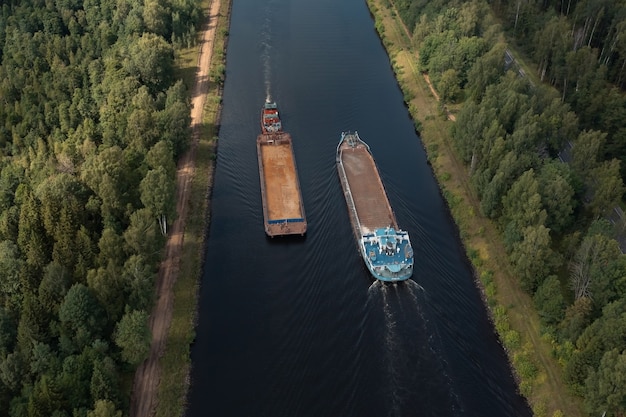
[129,1,221,416]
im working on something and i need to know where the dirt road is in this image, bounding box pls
[130,1,221,416]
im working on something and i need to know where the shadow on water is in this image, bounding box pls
[264,233,308,246]
[366,280,463,417]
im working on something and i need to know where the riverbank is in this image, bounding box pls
[129,0,231,416]
[154,0,231,415]
[366,0,584,416]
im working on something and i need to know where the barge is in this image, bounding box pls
[336,131,413,281]
[257,101,306,237]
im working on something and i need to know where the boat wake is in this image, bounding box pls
[260,2,279,103]
[366,280,463,416]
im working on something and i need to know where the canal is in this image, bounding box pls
[186,0,532,415]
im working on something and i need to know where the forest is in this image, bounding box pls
[390,0,626,415]
[0,0,200,415]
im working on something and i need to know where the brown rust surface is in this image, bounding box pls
[340,145,396,233]
[259,134,304,222]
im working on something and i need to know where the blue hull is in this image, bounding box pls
[360,227,413,282]
[336,131,414,282]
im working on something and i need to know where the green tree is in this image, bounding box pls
[16,295,52,354]
[510,225,555,293]
[30,341,59,376]
[568,299,626,394]
[533,275,566,326]
[123,208,163,261]
[419,31,457,73]
[538,161,576,233]
[97,228,125,268]
[567,47,605,112]
[509,109,542,154]
[560,296,593,344]
[143,0,169,38]
[452,100,491,162]
[584,349,626,416]
[98,76,141,147]
[501,169,547,251]
[589,158,624,217]
[90,356,120,404]
[466,42,507,101]
[0,351,25,394]
[139,166,175,236]
[0,163,25,212]
[126,86,158,153]
[123,255,155,312]
[484,149,536,218]
[146,140,176,177]
[570,129,606,178]
[536,97,579,154]
[0,306,17,356]
[0,205,20,243]
[17,189,50,276]
[439,69,461,103]
[74,226,96,280]
[583,235,625,309]
[533,16,570,85]
[0,240,24,313]
[481,72,531,133]
[124,33,174,93]
[38,261,71,318]
[58,284,105,352]
[87,399,122,417]
[87,262,126,324]
[480,170,506,218]
[157,99,191,158]
[81,146,130,226]
[58,350,93,410]
[114,310,150,366]
[27,374,64,417]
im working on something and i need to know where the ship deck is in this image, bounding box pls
[257,133,306,236]
[338,141,397,234]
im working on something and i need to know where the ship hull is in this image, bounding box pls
[336,132,413,281]
[257,133,306,237]
[261,100,282,133]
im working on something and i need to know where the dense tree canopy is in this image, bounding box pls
[398,0,626,413]
[0,0,200,414]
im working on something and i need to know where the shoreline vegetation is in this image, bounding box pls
[153,0,230,416]
[366,0,585,416]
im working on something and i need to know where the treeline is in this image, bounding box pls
[403,0,626,181]
[391,0,626,416]
[0,0,200,416]
[496,0,626,189]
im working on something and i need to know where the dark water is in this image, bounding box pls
[187,0,532,416]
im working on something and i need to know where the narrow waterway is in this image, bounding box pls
[187,0,532,415]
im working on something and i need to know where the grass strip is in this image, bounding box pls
[154,0,231,416]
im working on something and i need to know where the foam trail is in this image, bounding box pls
[379,285,404,417]
[260,21,271,99]
[405,281,463,415]
[405,279,424,312]
[259,3,276,101]
[367,279,381,293]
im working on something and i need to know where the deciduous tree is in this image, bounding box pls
[114,310,150,366]
[139,166,175,236]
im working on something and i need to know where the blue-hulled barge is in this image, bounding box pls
[336,131,413,281]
